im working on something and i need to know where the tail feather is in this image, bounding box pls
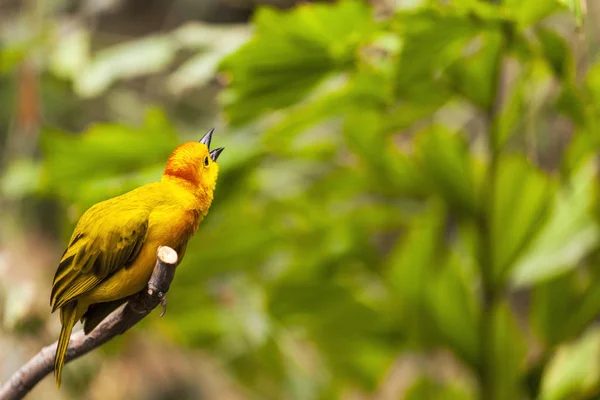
[55,302,77,388]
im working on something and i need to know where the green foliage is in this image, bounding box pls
[490,155,554,284]
[3,0,600,399]
[511,158,599,287]
[539,327,600,400]
[487,301,527,399]
[221,0,375,125]
[216,1,600,398]
[41,109,178,210]
[415,126,479,215]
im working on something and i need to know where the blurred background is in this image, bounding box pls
[1,0,599,399]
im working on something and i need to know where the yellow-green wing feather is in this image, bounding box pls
[50,199,150,312]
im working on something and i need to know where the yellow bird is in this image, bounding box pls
[50,129,224,387]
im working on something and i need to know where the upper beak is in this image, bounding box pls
[199,128,214,148]
[210,147,224,162]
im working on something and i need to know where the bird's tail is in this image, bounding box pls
[55,302,77,388]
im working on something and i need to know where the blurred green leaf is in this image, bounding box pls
[426,252,480,366]
[167,52,222,95]
[449,0,505,22]
[173,22,250,50]
[40,108,178,208]
[0,158,41,200]
[227,338,288,399]
[536,27,573,81]
[562,128,600,174]
[584,60,600,107]
[264,91,348,158]
[0,42,29,74]
[220,0,375,125]
[269,280,390,388]
[74,35,178,98]
[415,126,479,215]
[561,274,600,344]
[49,26,90,80]
[556,83,588,127]
[447,29,503,110]
[269,282,378,332]
[387,201,445,344]
[491,64,528,150]
[531,272,582,346]
[540,327,600,400]
[168,23,250,95]
[530,265,600,349]
[503,0,564,26]
[490,155,553,283]
[345,106,423,196]
[488,302,527,400]
[511,158,599,287]
[581,60,600,130]
[174,196,277,281]
[394,9,480,104]
[384,97,452,133]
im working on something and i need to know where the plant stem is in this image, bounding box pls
[477,36,509,400]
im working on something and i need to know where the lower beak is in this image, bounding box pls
[210,147,224,161]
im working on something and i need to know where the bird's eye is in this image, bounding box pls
[203,156,210,168]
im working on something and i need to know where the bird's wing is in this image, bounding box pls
[50,200,150,311]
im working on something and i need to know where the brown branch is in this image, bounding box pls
[0,246,179,400]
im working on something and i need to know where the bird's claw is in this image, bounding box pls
[159,294,167,317]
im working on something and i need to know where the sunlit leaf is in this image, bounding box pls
[539,327,600,400]
[173,22,250,50]
[74,35,178,98]
[168,23,250,94]
[49,25,90,80]
[490,155,553,283]
[168,52,222,95]
[511,158,599,287]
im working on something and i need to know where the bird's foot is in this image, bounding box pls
[159,294,167,317]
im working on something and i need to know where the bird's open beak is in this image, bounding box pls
[200,129,224,161]
[210,147,224,161]
[199,128,214,148]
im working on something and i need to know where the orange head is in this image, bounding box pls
[162,129,224,196]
